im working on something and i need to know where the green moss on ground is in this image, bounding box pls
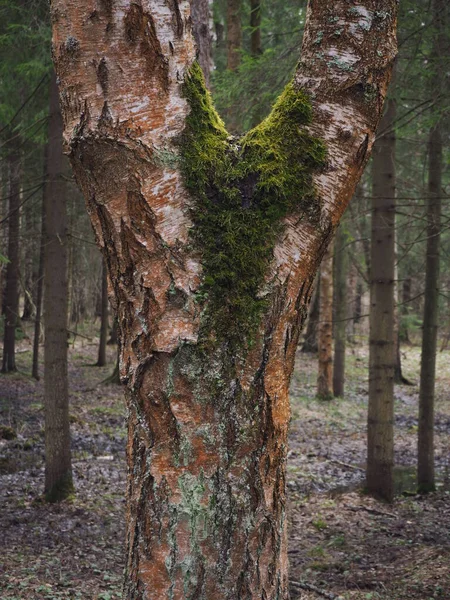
[180,62,326,345]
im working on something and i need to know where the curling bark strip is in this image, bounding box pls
[50,1,397,598]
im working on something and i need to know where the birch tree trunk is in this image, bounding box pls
[50,0,397,597]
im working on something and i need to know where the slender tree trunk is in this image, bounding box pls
[227,0,242,71]
[367,97,396,502]
[108,316,118,345]
[32,156,47,381]
[22,205,35,321]
[346,263,357,344]
[250,0,262,56]
[301,277,319,353]
[333,226,348,398]
[191,0,212,87]
[317,242,334,399]
[418,125,442,492]
[401,276,412,344]
[43,70,73,502]
[96,259,109,367]
[417,0,447,494]
[2,144,21,373]
[393,232,408,383]
[51,0,397,596]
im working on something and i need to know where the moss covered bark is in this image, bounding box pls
[180,63,326,345]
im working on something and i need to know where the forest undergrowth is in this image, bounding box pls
[1,329,449,600]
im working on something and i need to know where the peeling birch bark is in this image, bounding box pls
[50,1,398,598]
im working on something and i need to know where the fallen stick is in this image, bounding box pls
[344,504,397,519]
[328,459,365,472]
[290,580,344,600]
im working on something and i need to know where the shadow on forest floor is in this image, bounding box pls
[1,332,449,599]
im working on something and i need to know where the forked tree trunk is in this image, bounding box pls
[96,259,109,367]
[317,241,334,399]
[2,143,21,373]
[367,97,397,502]
[51,1,397,596]
[43,70,73,502]
[227,0,242,70]
[333,226,348,398]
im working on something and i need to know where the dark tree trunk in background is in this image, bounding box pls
[191,0,212,87]
[108,316,118,345]
[226,0,242,71]
[302,277,319,353]
[333,226,348,398]
[418,125,442,492]
[401,276,412,344]
[43,71,73,502]
[418,0,447,494]
[96,259,109,367]
[22,205,34,321]
[2,144,21,373]
[250,0,262,56]
[346,263,357,344]
[367,98,396,502]
[32,160,47,381]
[317,242,334,399]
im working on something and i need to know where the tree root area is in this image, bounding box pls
[1,338,449,599]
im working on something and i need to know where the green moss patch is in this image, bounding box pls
[180,62,326,346]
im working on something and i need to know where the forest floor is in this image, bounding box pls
[0,329,449,600]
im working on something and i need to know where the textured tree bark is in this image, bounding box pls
[317,242,334,399]
[96,259,109,367]
[367,97,396,503]
[43,70,73,502]
[191,0,212,87]
[226,0,242,70]
[2,143,21,373]
[50,0,397,596]
[333,226,348,398]
[250,0,261,57]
